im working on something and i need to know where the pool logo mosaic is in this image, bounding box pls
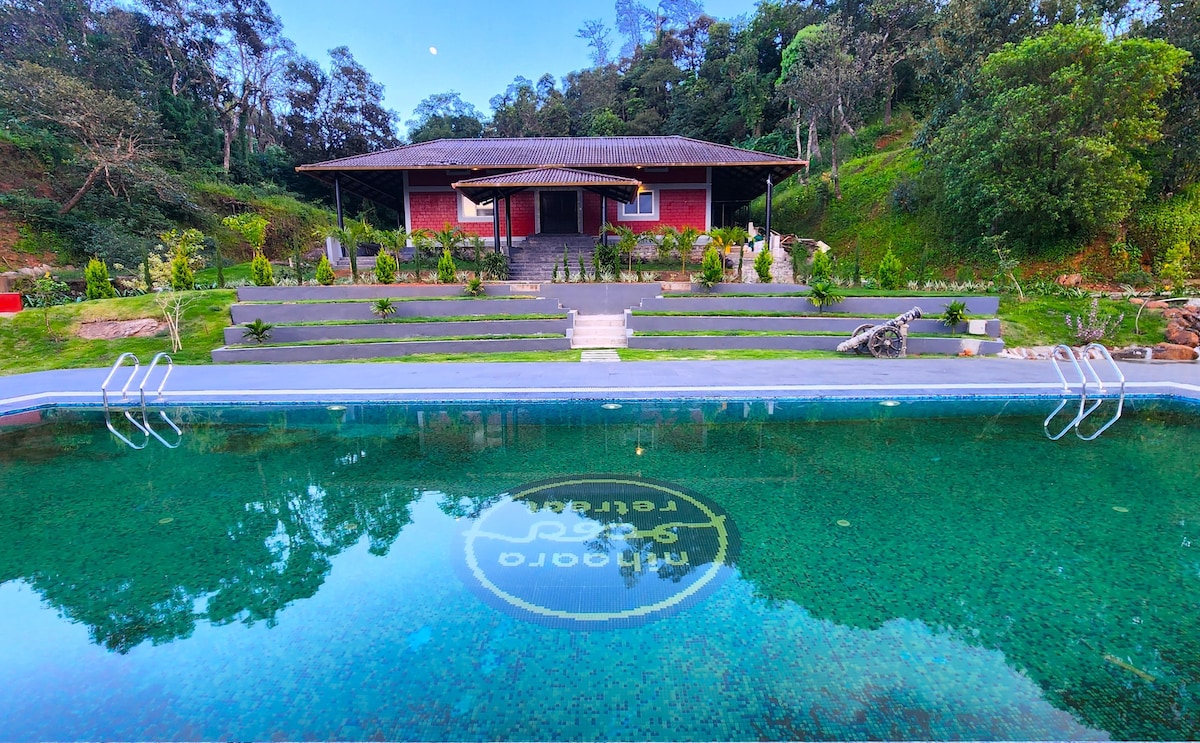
[460,476,740,628]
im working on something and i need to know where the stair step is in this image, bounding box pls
[580,350,621,362]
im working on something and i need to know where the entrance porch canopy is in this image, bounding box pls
[451,166,641,205]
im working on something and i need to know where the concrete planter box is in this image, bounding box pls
[627,314,1001,338]
[636,295,999,316]
[224,318,570,345]
[212,336,572,363]
[235,284,518,301]
[230,297,563,325]
[628,334,1005,355]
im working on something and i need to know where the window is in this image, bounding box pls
[459,193,494,221]
[620,189,656,220]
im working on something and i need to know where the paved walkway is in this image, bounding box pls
[2,358,1199,414]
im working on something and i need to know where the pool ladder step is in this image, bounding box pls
[1044,343,1125,440]
[101,352,182,449]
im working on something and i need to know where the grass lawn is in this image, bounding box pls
[195,262,254,285]
[1000,295,1162,348]
[0,290,235,375]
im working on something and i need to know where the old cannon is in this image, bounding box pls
[835,306,922,358]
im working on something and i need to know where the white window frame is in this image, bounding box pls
[618,188,658,222]
[457,193,495,222]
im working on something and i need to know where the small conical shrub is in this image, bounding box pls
[374,250,397,284]
[315,255,335,285]
[437,249,457,283]
[169,250,194,291]
[84,258,116,299]
[754,246,773,283]
[250,250,275,286]
[875,248,904,290]
[699,246,723,289]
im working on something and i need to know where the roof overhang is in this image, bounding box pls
[451,167,642,204]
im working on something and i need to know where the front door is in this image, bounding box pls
[539,191,578,234]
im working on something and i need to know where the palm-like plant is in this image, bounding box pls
[601,222,640,273]
[371,297,397,320]
[242,318,274,344]
[676,226,701,276]
[807,280,845,314]
[316,217,377,283]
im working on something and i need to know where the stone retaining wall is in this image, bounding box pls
[212,336,572,363]
[628,334,1005,355]
[223,318,571,345]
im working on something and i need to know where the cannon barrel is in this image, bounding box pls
[836,306,922,353]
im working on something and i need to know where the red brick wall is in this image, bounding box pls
[408,190,536,238]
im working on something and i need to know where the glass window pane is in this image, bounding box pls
[638,192,653,213]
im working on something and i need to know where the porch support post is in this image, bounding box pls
[334,174,344,230]
[764,174,773,248]
[492,201,501,253]
[600,195,608,246]
[504,195,512,251]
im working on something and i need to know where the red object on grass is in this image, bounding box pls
[0,293,22,312]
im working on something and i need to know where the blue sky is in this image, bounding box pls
[271,0,758,135]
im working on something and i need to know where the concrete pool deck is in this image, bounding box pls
[2,357,1199,414]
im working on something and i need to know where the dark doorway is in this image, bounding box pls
[539,191,578,234]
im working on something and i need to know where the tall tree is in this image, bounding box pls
[926,23,1189,250]
[778,20,881,196]
[577,19,613,66]
[406,91,483,142]
[0,62,168,215]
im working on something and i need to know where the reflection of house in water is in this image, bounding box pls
[416,408,546,454]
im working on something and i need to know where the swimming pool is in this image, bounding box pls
[1,398,1198,740]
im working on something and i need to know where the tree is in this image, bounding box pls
[864,0,933,125]
[926,24,1189,252]
[0,62,168,215]
[778,21,881,197]
[406,91,483,143]
[578,19,613,66]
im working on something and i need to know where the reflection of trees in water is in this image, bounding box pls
[0,413,469,653]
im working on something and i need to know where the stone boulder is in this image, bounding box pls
[1163,306,1200,347]
[1151,343,1199,361]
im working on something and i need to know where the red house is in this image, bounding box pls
[298,136,804,254]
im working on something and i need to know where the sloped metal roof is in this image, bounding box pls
[452,167,642,204]
[297,136,803,170]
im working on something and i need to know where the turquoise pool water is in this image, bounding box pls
[1,398,1198,740]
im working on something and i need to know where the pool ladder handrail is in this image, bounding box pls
[1043,343,1125,440]
[138,353,182,449]
[1075,343,1125,441]
[102,353,149,449]
[101,352,182,449]
[1044,345,1090,440]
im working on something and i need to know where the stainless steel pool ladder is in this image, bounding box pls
[1044,343,1125,440]
[100,352,182,449]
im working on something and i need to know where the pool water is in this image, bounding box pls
[1,398,1199,741]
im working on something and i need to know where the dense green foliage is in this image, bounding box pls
[374,251,397,284]
[250,251,274,287]
[437,249,457,284]
[315,256,336,285]
[926,25,1189,254]
[699,245,724,288]
[83,259,115,300]
[753,246,773,282]
[874,248,904,289]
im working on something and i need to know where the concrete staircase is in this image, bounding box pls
[509,235,596,282]
[571,314,628,349]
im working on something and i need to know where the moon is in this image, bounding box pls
[429,46,438,55]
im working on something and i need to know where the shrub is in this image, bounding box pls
[699,246,724,289]
[250,250,274,286]
[941,300,968,328]
[436,249,457,283]
[241,318,273,344]
[1159,242,1191,292]
[372,297,396,320]
[875,249,904,290]
[754,247,773,283]
[315,255,335,285]
[84,258,116,299]
[810,249,833,282]
[169,250,195,291]
[374,250,397,284]
[1115,267,1154,287]
[1065,298,1125,343]
[482,251,509,280]
[889,177,921,214]
[465,276,485,296]
[807,280,845,313]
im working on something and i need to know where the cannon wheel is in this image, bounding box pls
[852,324,875,355]
[868,326,904,358]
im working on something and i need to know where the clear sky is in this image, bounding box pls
[270,0,758,135]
